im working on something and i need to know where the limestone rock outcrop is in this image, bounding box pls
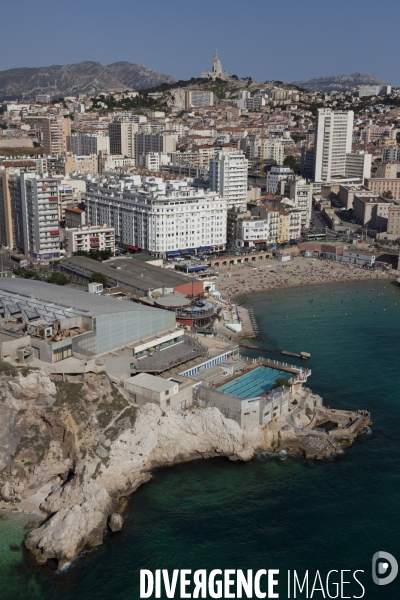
[24,403,265,566]
[108,513,123,532]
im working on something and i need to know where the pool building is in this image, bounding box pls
[218,366,292,399]
[195,358,313,430]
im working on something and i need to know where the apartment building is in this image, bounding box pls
[360,125,395,144]
[109,119,138,157]
[20,173,61,259]
[185,90,214,109]
[374,162,400,179]
[0,169,24,250]
[313,109,354,181]
[382,146,400,162]
[24,116,71,156]
[243,96,265,111]
[387,205,400,237]
[345,152,372,179]
[63,225,115,255]
[266,165,293,194]
[284,178,312,227]
[134,132,176,164]
[85,176,227,256]
[353,194,391,228]
[235,216,270,247]
[55,154,98,175]
[36,94,52,103]
[65,207,85,228]
[364,178,400,200]
[250,203,301,243]
[358,85,391,98]
[338,184,371,210]
[240,136,284,164]
[67,132,110,155]
[237,90,251,109]
[209,150,248,208]
[138,153,171,171]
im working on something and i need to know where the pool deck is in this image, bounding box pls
[215,358,309,393]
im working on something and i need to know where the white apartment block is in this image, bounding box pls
[284,178,312,228]
[236,217,270,247]
[20,173,61,259]
[209,150,248,209]
[266,165,293,194]
[67,133,110,155]
[85,176,227,256]
[185,90,214,109]
[138,153,171,171]
[63,225,115,255]
[313,109,354,182]
[358,85,391,98]
[244,96,265,111]
[345,151,372,180]
[237,90,251,109]
[36,94,52,103]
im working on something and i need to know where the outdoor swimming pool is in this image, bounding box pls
[218,366,290,399]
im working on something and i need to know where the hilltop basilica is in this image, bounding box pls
[201,50,229,81]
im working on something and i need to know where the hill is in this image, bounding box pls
[0,61,176,101]
[292,73,387,93]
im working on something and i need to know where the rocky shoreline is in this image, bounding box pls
[0,368,369,567]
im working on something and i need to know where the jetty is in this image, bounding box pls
[282,351,311,360]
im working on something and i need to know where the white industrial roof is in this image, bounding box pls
[125,373,176,392]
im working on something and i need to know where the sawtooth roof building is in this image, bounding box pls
[0,278,175,363]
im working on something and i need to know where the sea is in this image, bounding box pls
[1,279,399,600]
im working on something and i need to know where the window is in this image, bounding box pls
[166,398,170,406]
[53,345,72,362]
[165,390,169,396]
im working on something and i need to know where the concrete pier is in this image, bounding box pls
[237,306,257,337]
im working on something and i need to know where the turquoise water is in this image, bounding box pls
[218,365,289,398]
[1,279,400,599]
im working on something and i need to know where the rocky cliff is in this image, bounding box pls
[0,61,176,100]
[0,366,271,566]
[0,365,367,567]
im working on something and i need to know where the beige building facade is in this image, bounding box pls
[365,178,400,200]
[63,224,115,255]
[387,205,400,236]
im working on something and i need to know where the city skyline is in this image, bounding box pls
[1,0,399,86]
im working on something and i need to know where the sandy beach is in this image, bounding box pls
[214,256,395,299]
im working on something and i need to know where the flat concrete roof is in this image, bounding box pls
[61,255,201,294]
[155,294,190,308]
[0,279,162,318]
[125,372,176,392]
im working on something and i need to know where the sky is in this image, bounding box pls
[1,0,399,85]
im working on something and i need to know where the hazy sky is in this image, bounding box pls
[1,0,399,85]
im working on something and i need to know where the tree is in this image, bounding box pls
[74,249,112,261]
[382,190,393,200]
[48,273,69,286]
[283,155,300,172]
[90,272,108,286]
[273,377,291,389]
